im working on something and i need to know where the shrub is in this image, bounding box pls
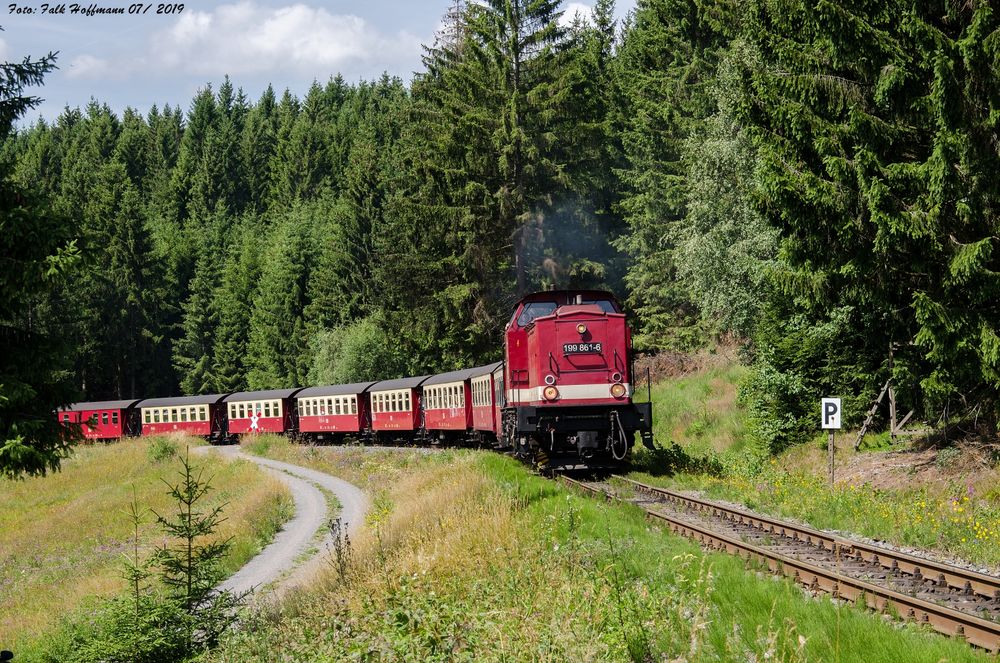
[147,437,178,463]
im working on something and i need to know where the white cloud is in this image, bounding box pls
[66,54,115,80]
[560,2,593,27]
[151,1,421,76]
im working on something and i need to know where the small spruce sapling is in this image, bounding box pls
[153,447,245,654]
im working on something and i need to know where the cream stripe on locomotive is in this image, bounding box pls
[228,400,283,419]
[424,381,466,410]
[507,383,633,403]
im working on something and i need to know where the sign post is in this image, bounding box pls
[821,398,842,487]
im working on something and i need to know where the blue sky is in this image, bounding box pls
[5,0,635,123]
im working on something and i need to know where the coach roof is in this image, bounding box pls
[223,388,303,402]
[138,394,229,408]
[63,399,142,412]
[370,375,430,391]
[296,382,379,398]
[423,366,482,387]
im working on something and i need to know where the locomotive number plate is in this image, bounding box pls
[563,342,602,354]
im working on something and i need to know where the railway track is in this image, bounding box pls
[560,475,1000,652]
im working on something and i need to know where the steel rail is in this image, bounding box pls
[560,476,1000,652]
[624,478,1000,602]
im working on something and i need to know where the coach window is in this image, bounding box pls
[111,412,119,426]
[404,392,411,411]
[307,400,314,416]
[351,397,357,414]
[199,406,207,421]
[263,401,271,418]
[238,403,245,419]
[99,412,106,426]
[153,410,161,423]
[180,408,188,423]
[169,408,176,422]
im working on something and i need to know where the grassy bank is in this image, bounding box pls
[634,357,1000,569]
[218,443,984,661]
[0,436,293,656]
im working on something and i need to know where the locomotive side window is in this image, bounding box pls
[516,301,557,327]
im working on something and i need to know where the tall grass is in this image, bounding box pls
[0,436,293,655]
[635,361,748,457]
[214,449,986,661]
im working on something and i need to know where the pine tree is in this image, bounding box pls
[213,222,264,392]
[613,0,729,350]
[736,0,1000,444]
[173,237,220,395]
[0,48,84,478]
[246,208,315,388]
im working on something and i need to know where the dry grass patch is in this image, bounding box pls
[0,437,292,653]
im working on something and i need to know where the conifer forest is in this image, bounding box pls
[4,0,1000,476]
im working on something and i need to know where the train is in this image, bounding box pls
[57,290,654,469]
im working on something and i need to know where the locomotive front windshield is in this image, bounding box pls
[517,302,558,327]
[515,297,618,327]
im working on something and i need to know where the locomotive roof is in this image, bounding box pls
[369,375,430,391]
[63,399,142,412]
[517,289,622,308]
[138,394,229,407]
[296,382,379,398]
[223,388,303,402]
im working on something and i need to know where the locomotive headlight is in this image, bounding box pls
[576,323,587,335]
[542,385,559,401]
[610,383,627,399]
[544,374,556,386]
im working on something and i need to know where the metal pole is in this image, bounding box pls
[828,430,835,487]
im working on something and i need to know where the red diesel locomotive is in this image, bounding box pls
[56,289,652,468]
[500,290,652,467]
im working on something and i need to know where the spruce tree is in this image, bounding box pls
[0,48,84,478]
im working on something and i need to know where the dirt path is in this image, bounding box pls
[195,446,368,597]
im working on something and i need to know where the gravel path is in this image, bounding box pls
[195,446,369,597]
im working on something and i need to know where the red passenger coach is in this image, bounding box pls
[296,382,377,442]
[225,388,303,440]
[470,362,502,440]
[422,367,478,443]
[139,394,228,441]
[59,399,141,440]
[369,376,428,442]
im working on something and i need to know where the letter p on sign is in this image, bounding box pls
[822,398,842,429]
